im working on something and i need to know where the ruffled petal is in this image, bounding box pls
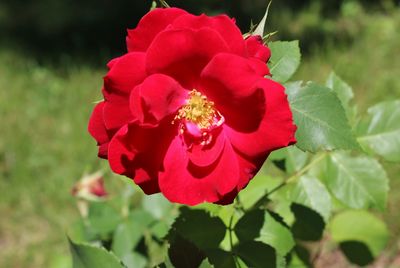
[88,102,113,158]
[108,121,176,194]
[225,79,297,158]
[130,74,187,127]
[249,58,270,76]
[215,153,265,205]
[103,101,132,130]
[127,8,188,52]
[102,53,146,131]
[103,52,146,98]
[108,124,136,176]
[200,53,266,132]
[88,102,109,145]
[185,128,226,167]
[172,14,246,55]
[159,132,239,205]
[245,35,271,62]
[146,28,229,89]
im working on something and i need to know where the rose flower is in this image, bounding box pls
[88,8,296,205]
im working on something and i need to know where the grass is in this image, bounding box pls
[0,8,399,268]
[0,50,106,267]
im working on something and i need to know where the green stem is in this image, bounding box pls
[266,152,328,198]
[228,213,242,268]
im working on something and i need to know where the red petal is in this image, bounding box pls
[146,28,229,89]
[126,8,188,52]
[245,35,271,62]
[225,79,297,158]
[108,122,175,194]
[215,153,264,205]
[249,58,270,76]
[88,102,114,158]
[200,53,266,132]
[103,52,146,98]
[130,74,187,127]
[159,132,239,205]
[88,102,109,145]
[172,14,246,55]
[103,101,132,130]
[108,125,135,176]
[98,143,109,159]
[185,128,226,167]
[102,53,146,130]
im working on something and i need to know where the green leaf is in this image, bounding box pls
[67,220,98,243]
[289,175,332,222]
[234,210,266,241]
[238,174,271,210]
[326,152,389,211]
[206,249,236,268]
[326,72,355,120]
[269,146,308,173]
[253,1,272,37]
[285,146,308,173]
[142,194,173,220]
[112,210,155,260]
[120,252,147,268]
[357,100,400,162]
[290,203,325,241]
[235,241,276,268]
[88,202,122,236]
[68,238,124,268]
[330,210,389,257]
[339,241,374,266]
[234,210,294,256]
[268,41,301,83]
[286,82,359,152]
[150,221,169,239]
[199,258,214,268]
[170,207,226,250]
[258,212,295,256]
[168,234,205,268]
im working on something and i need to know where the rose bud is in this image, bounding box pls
[72,171,108,201]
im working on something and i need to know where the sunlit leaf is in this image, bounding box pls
[238,175,271,210]
[330,210,389,257]
[285,146,309,173]
[269,41,301,83]
[326,152,389,211]
[289,175,332,221]
[357,100,400,162]
[286,82,359,152]
[234,210,295,256]
[68,238,124,268]
[326,72,355,120]
[120,252,147,268]
[142,194,173,220]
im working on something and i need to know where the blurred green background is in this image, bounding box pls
[0,0,399,267]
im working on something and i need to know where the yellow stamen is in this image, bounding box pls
[174,89,219,129]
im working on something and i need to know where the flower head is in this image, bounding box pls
[88,8,296,205]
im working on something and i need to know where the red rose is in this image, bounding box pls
[88,8,296,205]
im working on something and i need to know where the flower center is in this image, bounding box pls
[173,89,224,146]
